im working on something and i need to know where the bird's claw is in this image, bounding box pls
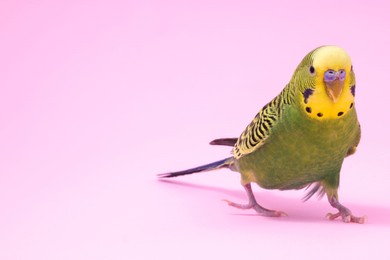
[326,212,367,224]
[223,199,287,217]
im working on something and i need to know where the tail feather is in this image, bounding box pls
[209,138,238,147]
[158,157,233,178]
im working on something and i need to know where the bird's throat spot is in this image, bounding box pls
[305,107,325,118]
[305,107,350,119]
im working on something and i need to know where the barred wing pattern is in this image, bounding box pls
[233,88,292,159]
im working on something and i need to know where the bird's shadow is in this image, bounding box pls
[159,179,390,225]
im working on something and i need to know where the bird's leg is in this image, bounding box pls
[224,183,287,217]
[326,196,366,224]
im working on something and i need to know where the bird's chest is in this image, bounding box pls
[237,107,359,189]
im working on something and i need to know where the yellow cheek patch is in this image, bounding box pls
[302,82,355,120]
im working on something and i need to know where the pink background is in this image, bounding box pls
[1,1,390,259]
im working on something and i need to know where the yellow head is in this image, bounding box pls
[292,46,356,120]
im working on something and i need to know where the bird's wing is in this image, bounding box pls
[345,123,361,157]
[233,90,290,159]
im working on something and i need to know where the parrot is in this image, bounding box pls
[159,45,365,224]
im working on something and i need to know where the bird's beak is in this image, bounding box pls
[325,79,343,103]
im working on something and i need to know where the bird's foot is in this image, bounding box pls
[226,183,287,217]
[326,211,367,224]
[327,196,367,224]
[223,199,287,217]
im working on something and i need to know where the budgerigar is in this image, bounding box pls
[159,46,365,224]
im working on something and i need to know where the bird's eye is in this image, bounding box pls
[309,66,315,75]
